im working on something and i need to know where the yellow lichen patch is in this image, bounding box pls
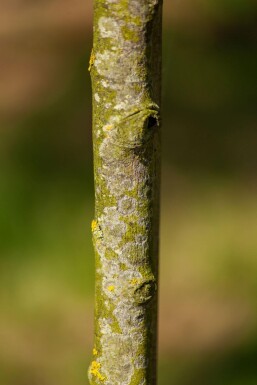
[103,124,113,132]
[107,285,115,292]
[93,348,98,356]
[89,361,106,382]
[130,278,139,286]
[88,49,95,72]
[91,361,100,371]
[91,219,98,232]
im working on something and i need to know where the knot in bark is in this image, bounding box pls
[133,278,157,305]
[114,104,160,149]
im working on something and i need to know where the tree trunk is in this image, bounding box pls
[88,1,162,385]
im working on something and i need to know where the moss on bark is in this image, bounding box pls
[89,1,162,384]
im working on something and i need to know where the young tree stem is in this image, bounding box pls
[89,1,162,384]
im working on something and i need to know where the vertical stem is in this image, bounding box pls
[89,1,162,385]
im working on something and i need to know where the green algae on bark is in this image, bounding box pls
[89,1,162,385]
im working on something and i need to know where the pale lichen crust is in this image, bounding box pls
[89,1,162,385]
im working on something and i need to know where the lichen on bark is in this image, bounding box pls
[89,1,162,385]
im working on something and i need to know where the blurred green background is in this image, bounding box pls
[0,0,257,384]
